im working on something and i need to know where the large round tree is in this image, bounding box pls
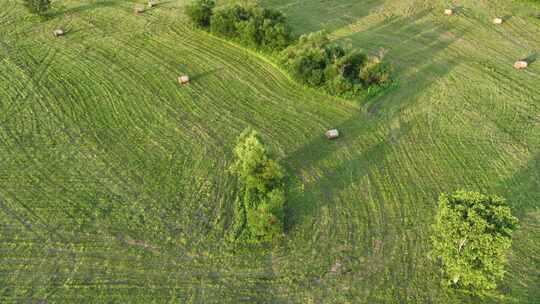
[431,191,518,296]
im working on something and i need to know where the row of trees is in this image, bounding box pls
[185,0,391,96]
[186,1,293,52]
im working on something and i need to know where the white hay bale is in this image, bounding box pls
[514,61,528,70]
[178,75,190,85]
[325,129,339,140]
[53,29,65,37]
[493,17,503,25]
[444,9,453,16]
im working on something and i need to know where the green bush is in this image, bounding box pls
[280,31,390,96]
[209,5,245,37]
[431,191,518,296]
[208,5,293,52]
[359,55,391,86]
[185,0,215,28]
[22,0,51,17]
[230,129,285,244]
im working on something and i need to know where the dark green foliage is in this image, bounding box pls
[209,5,293,52]
[185,0,215,28]
[209,5,245,37]
[359,56,391,86]
[185,3,392,97]
[22,0,51,17]
[230,129,285,244]
[431,191,519,296]
[280,31,391,96]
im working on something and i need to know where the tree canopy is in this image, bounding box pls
[185,0,215,28]
[230,129,285,244]
[431,191,518,296]
[280,31,391,96]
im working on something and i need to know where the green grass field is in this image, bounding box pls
[1,0,539,302]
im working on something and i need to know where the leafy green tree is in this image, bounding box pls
[209,5,292,52]
[431,191,518,296]
[211,5,245,38]
[185,0,215,28]
[280,31,391,96]
[22,0,51,17]
[230,129,285,244]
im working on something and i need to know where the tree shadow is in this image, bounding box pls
[495,153,540,302]
[49,0,119,18]
[282,9,466,230]
[261,0,387,36]
[497,154,539,218]
[502,15,513,22]
[336,9,467,113]
[191,67,225,82]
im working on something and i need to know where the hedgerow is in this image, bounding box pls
[185,1,391,97]
[188,1,293,52]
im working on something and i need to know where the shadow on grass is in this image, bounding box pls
[191,67,225,82]
[497,154,540,218]
[49,0,119,18]
[495,153,540,302]
[525,52,538,65]
[283,9,465,231]
[261,0,386,36]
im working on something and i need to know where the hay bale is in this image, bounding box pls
[148,0,155,8]
[178,75,190,85]
[53,29,65,37]
[493,17,503,25]
[134,5,144,14]
[444,9,453,16]
[514,61,528,70]
[325,129,339,140]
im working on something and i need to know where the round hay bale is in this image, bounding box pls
[493,17,503,25]
[514,61,528,70]
[178,75,190,85]
[325,129,340,140]
[444,9,453,16]
[53,29,65,37]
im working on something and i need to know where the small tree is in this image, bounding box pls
[230,128,285,244]
[431,191,518,296]
[185,0,215,28]
[22,0,51,17]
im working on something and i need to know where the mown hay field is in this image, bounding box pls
[1,0,539,303]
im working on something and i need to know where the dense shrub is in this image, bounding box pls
[210,5,293,52]
[185,1,293,52]
[230,129,285,244]
[185,0,215,28]
[280,31,391,96]
[431,191,518,296]
[22,0,51,17]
